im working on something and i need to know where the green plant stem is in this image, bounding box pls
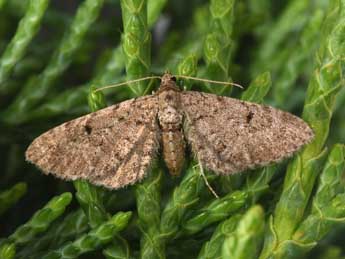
[241,71,271,103]
[2,0,104,125]
[203,0,236,94]
[0,0,49,91]
[147,0,167,26]
[16,209,89,258]
[9,192,72,245]
[160,165,207,240]
[182,190,247,235]
[20,0,167,124]
[41,211,132,259]
[120,0,151,96]
[197,214,242,259]
[73,180,109,228]
[222,206,265,259]
[272,9,325,109]
[259,1,345,258]
[162,5,208,73]
[252,0,310,75]
[244,165,277,204]
[176,54,198,90]
[103,236,131,259]
[0,0,7,9]
[0,243,15,259]
[278,144,345,258]
[135,169,164,259]
[0,182,27,216]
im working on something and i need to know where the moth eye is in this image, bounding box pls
[171,76,177,82]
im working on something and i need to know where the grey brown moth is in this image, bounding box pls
[26,73,314,189]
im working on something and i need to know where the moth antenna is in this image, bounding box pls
[94,76,162,93]
[197,158,219,199]
[174,75,243,89]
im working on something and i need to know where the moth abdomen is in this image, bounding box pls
[161,129,185,176]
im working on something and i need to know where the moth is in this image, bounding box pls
[26,73,314,189]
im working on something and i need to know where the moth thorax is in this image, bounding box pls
[158,107,182,128]
[158,89,182,128]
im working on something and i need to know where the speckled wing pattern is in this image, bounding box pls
[25,95,160,189]
[180,91,314,174]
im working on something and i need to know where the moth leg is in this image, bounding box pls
[196,156,219,198]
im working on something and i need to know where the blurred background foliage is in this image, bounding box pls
[0,0,345,258]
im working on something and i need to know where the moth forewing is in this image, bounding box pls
[25,96,160,189]
[180,91,314,174]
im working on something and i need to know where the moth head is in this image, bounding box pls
[161,72,176,85]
